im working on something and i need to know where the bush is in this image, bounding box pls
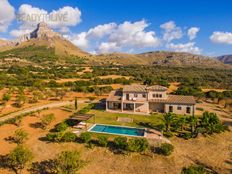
[159,143,174,156]
[56,151,85,174]
[113,136,128,150]
[127,138,149,152]
[97,135,108,147]
[55,122,68,132]
[79,132,91,143]
[8,145,33,174]
[182,165,206,174]
[2,93,11,101]
[46,133,57,142]
[13,129,28,144]
[180,132,192,140]
[62,132,77,142]
[77,104,95,114]
[41,114,55,129]
[46,132,64,142]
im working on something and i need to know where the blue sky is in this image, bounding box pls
[1,0,232,56]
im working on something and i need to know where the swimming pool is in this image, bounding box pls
[88,124,145,137]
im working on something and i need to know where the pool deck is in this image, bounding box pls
[145,129,171,143]
[73,123,171,144]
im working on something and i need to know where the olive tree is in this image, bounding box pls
[56,151,84,174]
[8,145,33,174]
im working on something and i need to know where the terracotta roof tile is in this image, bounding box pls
[123,85,146,92]
[106,90,122,101]
[150,95,196,104]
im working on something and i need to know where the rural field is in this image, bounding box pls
[0,103,231,174]
[0,1,232,173]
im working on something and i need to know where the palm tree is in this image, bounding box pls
[178,117,187,131]
[163,112,176,133]
[201,111,220,134]
[187,116,198,134]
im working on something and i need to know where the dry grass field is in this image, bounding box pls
[0,104,231,174]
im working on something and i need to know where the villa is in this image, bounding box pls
[106,85,196,115]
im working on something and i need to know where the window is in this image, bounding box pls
[156,94,159,98]
[126,94,129,100]
[177,106,182,110]
[134,93,138,97]
[169,106,173,113]
[186,107,191,114]
[142,94,146,98]
[159,94,162,98]
[153,94,156,98]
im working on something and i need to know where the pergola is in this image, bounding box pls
[69,113,95,123]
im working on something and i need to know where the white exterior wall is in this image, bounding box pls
[122,92,148,101]
[135,102,149,113]
[164,104,195,115]
[147,91,167,100]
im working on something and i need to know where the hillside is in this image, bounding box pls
[0,39,6,45]
[217,55,232,64]
[96,51,228,68]
[0,22,230,68]
[0,22,89,61]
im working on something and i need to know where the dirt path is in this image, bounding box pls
[0,101,74,122]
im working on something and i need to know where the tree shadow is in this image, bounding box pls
[0,155,9,168]
[29,159,57,174]
[29,122,43,129]
[0,155,17,174]
[4,136,16,144]
[107,141,128,155]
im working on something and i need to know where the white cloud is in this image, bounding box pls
[188,27,200,40]
[87,23,117,38]
[108,20,161,48]
[66,20,161,54]
[0,0,15,32]
[10,4,81,37]
[97,42,120,53]
[167,42,201,54]
[10,29,32,37]
[66,32,89,49]
[160,21,183,42]
[210,31,232,44]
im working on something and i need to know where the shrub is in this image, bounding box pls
[79,132,91,143]
[46,133,57,142]
[56,151,85,174]
[159,143,174,156]
[2,93,11,101]
[55,122,68,132]
[77,104,95,114]
[62,132,77,142]
[41,114,55,129]
[182,165,206,174]
[13,129,28,144]
[127,138,149,152]
[180,132,192,140]
[113,136,128,150]
[8,145,33,174]
[97,135,108,147]
[46,132,64,142]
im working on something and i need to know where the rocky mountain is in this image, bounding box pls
[0,22,89,57]
[217,55,232,64]
[96,51,228,68]
[0,22,230,68]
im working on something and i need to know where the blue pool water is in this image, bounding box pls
[89,124,145,137]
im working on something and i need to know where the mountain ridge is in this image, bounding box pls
[217,55,232,64]
[0,22,230,68]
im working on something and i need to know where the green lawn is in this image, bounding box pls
[87,109,164,129]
